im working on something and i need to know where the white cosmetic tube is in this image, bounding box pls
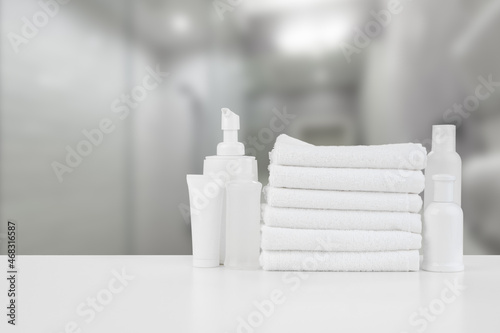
[186,175,225,268]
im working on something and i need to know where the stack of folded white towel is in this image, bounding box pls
[260,134,427,272]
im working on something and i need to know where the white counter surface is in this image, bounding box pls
[1,255,499,333]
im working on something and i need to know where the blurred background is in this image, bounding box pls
[1,0,499,255]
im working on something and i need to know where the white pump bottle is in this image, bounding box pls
[424,125,462,211]
[203,109,258,264]
[422,174,464,272]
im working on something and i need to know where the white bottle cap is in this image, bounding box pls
[432,125,456,152]
[217,108,245,156]
[432,174,456,202]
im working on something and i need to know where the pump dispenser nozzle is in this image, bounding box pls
[217,108,245,156]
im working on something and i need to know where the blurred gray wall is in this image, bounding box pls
[1,0,500,254]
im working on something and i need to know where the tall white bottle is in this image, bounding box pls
[203,109,258,264]
[422,174,464,272]
[424,125,462,211]
[225,166,262,270]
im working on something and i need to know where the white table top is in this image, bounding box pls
[1,255,499,333]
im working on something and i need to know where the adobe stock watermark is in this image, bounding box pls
[53,267,134,333]
[443,74,500,127]
[229,289,286,333]
[401,278,466,333]
[379,72,495,190]
[178,106,295,224]
[180,158,246,223]
[51,64,169,183]
[339,0,410,63]
[382,143,426,192]
[7,0,73,54]
[244,106,296,156]
[401,73,500,164]
[227,239,333,333]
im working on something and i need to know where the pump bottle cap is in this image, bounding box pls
[217,108,245,156]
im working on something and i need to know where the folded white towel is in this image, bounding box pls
[269,165,425,194]
[261,226,422,251]
[265,187,423,213]
[262,205,422,233]
[260,250,420,271]
[270,134,427,170]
